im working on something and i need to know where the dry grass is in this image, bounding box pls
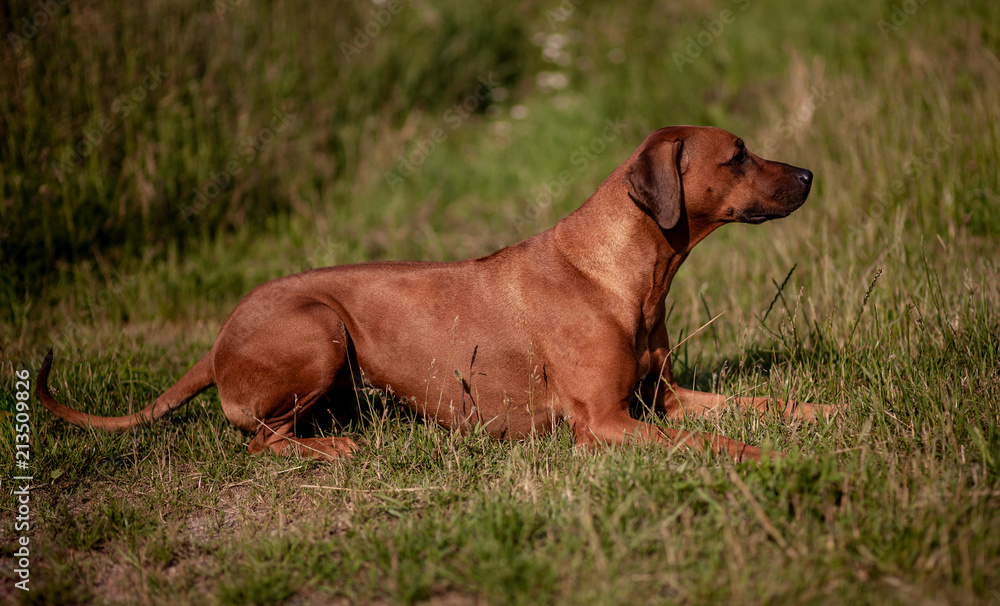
[2,0,999,604]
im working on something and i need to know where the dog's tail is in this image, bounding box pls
[36,349,215,432]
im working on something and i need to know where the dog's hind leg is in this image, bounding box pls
[246,414,359,460]
[213,300,359,459]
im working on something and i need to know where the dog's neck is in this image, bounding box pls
[551,173,691,321]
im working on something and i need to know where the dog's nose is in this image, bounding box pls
[798,169,813,186]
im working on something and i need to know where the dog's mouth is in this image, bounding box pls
[735,167,812,225]
[737,195,807,224]
[739,212,782,224]
[736,206,794,224]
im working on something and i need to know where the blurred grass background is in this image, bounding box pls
[2,0,994,339]
[1,0,999,603]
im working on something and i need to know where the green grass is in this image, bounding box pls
[2,0,1000,604]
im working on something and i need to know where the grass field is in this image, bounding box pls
[2,0,1000,604]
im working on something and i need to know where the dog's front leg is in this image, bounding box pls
[643,323,831,422]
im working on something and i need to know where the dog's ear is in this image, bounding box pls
[624,138,683,229]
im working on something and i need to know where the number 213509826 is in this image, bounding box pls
[14,369,31,466]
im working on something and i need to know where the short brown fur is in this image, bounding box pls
[38,126,828,463]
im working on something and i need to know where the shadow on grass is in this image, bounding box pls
[669,339,841,395]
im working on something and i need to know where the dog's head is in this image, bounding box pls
[624,126,812,232]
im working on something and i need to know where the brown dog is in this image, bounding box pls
[38,126,824,463]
